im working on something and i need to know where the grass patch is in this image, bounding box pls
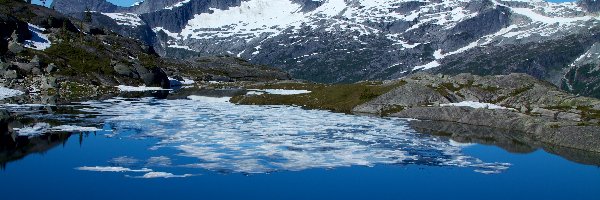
[381,105,405,116]
[45,40,112,76]
[231,81,406,113]
[577,106,600,123]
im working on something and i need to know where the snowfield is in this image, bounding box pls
[0,87,23,99]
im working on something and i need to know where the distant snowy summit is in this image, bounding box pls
[52,0,600,97]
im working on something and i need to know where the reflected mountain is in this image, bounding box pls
[0,113,74,169]
[1,91,600,175]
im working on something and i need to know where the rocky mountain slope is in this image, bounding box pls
[0,0,289,100]
[50,0,600,98]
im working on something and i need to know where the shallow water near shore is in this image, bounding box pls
[1,91,599,199]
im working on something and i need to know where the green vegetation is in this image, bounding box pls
[577,106,600,123]
[380,105,405,116]
[231,81,406,113]
[426,80,494,98]
[492,85,534,104]
[45,39,112,76]
[59,81,116,99]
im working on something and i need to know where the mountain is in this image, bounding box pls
[51,0,600,97]
[0,0,289,99]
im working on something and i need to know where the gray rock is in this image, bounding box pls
[7,40,24,54]
[45,63,57,73]
[41,76,58,89]
[31,67,42,75]
[353,81,451,114]
[3,70,18,79]
[351,73,600,152]
[113,63,135,77]
[556,112,582,122]
[15,62,34,73]
[0,60,9,73]
[29,55,42,68]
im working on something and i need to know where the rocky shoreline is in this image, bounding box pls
[352,73,600,152]
[233,73,600,153]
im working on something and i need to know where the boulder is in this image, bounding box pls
[3,70,18,79]
[7,40,24,54]
[139,67,170,88]
[0,60,9,73]
[15,62,34,73]
[41,76,58,89]
[29,55,42,68]
[113,63,135,77]
[45,63,57,73]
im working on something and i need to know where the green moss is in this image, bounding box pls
[544,105,573,112]
[381,105,405,116]
[577,106,600,122]
[480,85,501,93]
[232,81,406,113]
[45,41,112,76]
[58,81,117,99]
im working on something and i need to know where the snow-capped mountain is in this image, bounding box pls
[52,0,600,97]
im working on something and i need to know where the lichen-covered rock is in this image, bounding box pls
[353,73,600,152]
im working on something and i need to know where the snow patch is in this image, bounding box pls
[169,77,195,86]
[101,13,143,27]
[440,101,515,110]
[0,87,23,99]
[23,23,51,50]
[116,85,171,92]
[164,0,191,10]
[412,61,440,71]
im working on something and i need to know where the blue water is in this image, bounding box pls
[1,95,599,199]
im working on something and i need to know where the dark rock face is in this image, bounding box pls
[579,0,600,13]
[50,0,120,14]
[0,13,31,54]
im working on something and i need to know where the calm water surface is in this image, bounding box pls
[1,92,599,199]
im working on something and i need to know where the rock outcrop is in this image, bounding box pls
[354,73,600,152]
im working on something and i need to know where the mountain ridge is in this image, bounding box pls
[51,0,600,97]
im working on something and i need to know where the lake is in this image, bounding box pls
[1,90,599,199]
